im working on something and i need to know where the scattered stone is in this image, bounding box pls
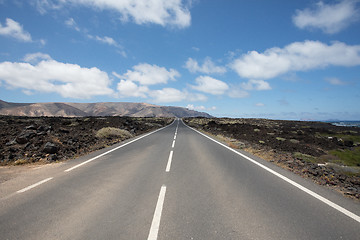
[5,139,17,146]
[59,128,70,133]
[290,139,300,144]
[16,130,36,144]
[43,142,58,154]
[49,154,58,162]
[350,179,360,186]
[25,125,37,130]
[24,142,31,150]
[37,125,46,132]
[15,135,29,144]
[37,131,47,136]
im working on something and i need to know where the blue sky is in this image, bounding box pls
[0,0,360,120]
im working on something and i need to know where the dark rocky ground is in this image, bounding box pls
[184,117,360,200]
[0,116,172,166]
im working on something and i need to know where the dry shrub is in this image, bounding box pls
[96,127,133,140]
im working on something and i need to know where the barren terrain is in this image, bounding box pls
[0,116,172,168]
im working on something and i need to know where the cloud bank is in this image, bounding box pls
[191,76,229,95]
[114,63,206,103]
[149,88,207,103]
[117,80,149,98]
[35,0,191,28]
[117,63,180,86]
[293,0,360,34]
[185,57,227,74]
[0,54,113,98]
[241,79,271,91]
[231,40,360,80]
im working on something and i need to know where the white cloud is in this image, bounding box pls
[117,79,149,98]
[22,89,35,95]
[117,50,127,58]
[186,104,195,110]
[32,0,63,14]
[184,90,208,102]
[90,34,123,50]
[191,76,229,95]
[148,88,207,103]
[227,87,250,98]
[93,35,119,47]
[35,0,191,28]
[192,47,200,52]
[241,79,271,91]
[0,56,113,99]
[65,18,80,31]
[39,39,47,46]
[187,104,216,111]
[113,64,201,103]
[0,18,32,42]
[293,0,360,34]
[64,17,122,49]
[23,52,52,63]
[187,104,205,111]
[185,57,227,74]
[231,40,360,80]
[255,103,265,107]
[117,63,180,85]
[325,77,347,85]
[149,88,186,103]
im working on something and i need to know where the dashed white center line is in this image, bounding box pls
[165,150,173,172]
[147,185,167,240]
[17,177,53,193]
[148,124,176,239]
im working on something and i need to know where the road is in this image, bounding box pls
[1,119,360,239]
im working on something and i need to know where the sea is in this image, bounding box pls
[326,121,360,128]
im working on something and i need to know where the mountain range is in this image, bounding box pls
[0,100,211,118]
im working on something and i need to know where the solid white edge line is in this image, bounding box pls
[172,140,175,148]
[17,177,53,193]
[147,185,167,240]
[166,150,174,172]
[65,120,175,172]
[183,120,360,223]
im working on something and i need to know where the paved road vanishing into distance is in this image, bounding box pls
[1,119,360,239]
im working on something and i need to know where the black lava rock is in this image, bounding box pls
[43,142,58,154]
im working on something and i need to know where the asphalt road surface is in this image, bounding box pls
[1,119,360,239]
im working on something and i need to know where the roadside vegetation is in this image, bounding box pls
[96,127,133,140]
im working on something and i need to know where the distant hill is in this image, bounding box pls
[0,100,212,118]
